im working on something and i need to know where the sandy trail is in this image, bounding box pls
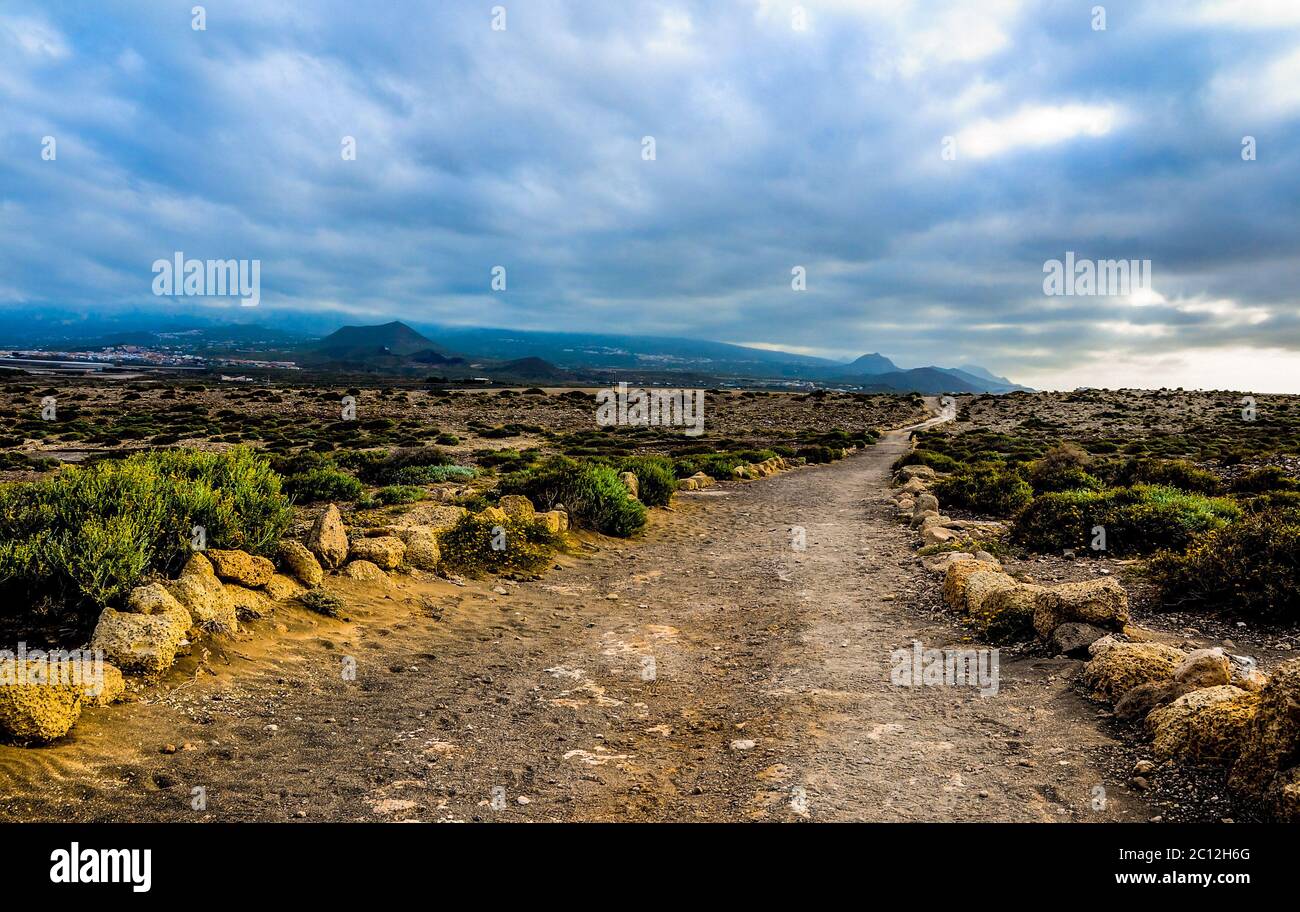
[0,412,1152,822]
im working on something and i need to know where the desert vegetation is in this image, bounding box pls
[899,390,1300,624]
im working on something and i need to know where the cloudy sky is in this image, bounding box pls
[2,1,1300,390]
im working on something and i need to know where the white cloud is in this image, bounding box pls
[0,15,69,60]
[956,103,1123,159]
[1194,1,1300,28]
[1209,44,1300,121]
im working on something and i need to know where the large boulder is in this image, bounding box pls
[1174,648,1232,690]
[1082,642,1186,703]
[1229,657,1300,797]
[540,510,569,534]
[394,504,467,533]
[343,560,390,584]
[1115,680,1191,722]
[478,506,509,525]
[277,540,324,588]
[912,493,940,517]
[1148,685,1259,765]
[308,504,349,569]
[1049,621,1110,658]
[403,530,442,571]
[224,583,271,621]
[910,510,941,529]
[963,570,1019,616]
[348,536,406,570]
[969,583,1043,642]
[0,661,84,743]
[921,525,957,547]
[264,573,306,602]
[900,465,937,482]
[90,606,191,677]
[942,559,1003,610]
[126,581,184,615]
[1270,767,1300,822]
[206,549,275,587]
[619,471,639,500]
[1032,577,1129,639]
[498,495,536,519]
[83,662,125,708]
[900,477,930,495]
[167,553,237,635]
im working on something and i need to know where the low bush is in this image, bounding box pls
[673,450,778,480]
[1147,509,1300,621]
[893,449,961,474]
[0,447,292,615]
[934,462,1034,517]
[284,466,363,503]
[617,455,676,508]
[1012,484,1240,556]
[374,485,425,505]
[1229,465,1299,495]
[351,446,454,484]
[500,457,646,536]
[1117,458,1222,494]
[1027,443,1102,494]
[437,513,558,576]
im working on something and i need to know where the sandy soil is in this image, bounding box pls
[0,419,1155,823]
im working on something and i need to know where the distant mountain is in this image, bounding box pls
[955,364,1030,391]
[0,307,1029,392]
[844,352,899,375]
[412,325,843,380]
[305,321,453,359]
[851,367,986,395]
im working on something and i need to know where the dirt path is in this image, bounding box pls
[0,416,1154,822]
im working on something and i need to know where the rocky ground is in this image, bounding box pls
[0,416,1176,823]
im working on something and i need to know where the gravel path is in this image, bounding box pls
[0,414,1154,822]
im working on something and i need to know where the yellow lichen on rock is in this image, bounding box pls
[942,559,1003,611]
[1147,685,1258,764]
[1082,641,1186,702]
[0,660,84,743]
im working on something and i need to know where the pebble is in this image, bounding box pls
[730,739,757,751]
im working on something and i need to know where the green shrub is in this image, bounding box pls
[0,447,292,615]
[893,449,960,473]
[796,445,843,464]
[389,464,477,485]
[1012,485,1240,556]
[934,462,1033,517]
[673,450,777,480]
[1230,465,1299,494]
[500,457,646,536]
[1028,443,1102,494]
[284,466,363,503]
[1119,458,1221,494]
[352,446,454,484]
[1147,510,1300,621]
[372,485,424,505]
[618,456,676,507]
[437,514,558,576]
